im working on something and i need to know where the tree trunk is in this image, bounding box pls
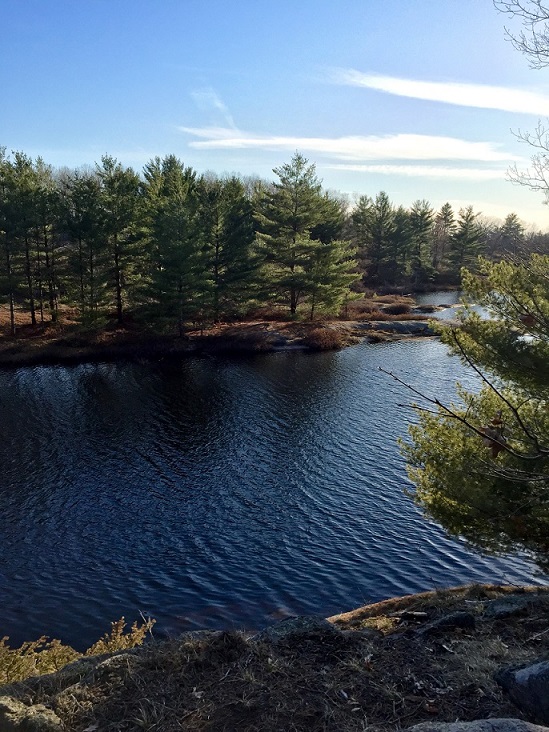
[24,236,36,326]
[44,228,58,322]
[113,235,123,324]
[6,248,15,336]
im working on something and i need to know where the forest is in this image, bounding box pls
[1,147,547,336]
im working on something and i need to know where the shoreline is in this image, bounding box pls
[0,317,446,369]
[1,584,548,731]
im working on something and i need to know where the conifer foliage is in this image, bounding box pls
[0,146,547,332]
[404,255,549,569]
[255,152,359,315]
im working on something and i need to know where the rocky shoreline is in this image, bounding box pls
[0,584,548,731]
[0,316,447,369]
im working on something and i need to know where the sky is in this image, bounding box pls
[3,0,549,229]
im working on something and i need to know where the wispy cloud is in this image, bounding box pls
[179,127,521,163]
[326,164,505,180]
[330,69,549,116]
[190,89,237,129]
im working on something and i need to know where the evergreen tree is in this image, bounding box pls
[9,152,40,326]
[352,192,396,284]
[351,194,374,282]
[388,205,412,284]
[408,199,435,287]
[448,206,484,281]
[499,213,526,257]
[33,158,63,323]
[432,202,456,274]
[0,149,21,335]
[404,255,549,569]
[63,169,109,323]
[197,174,259,320]
[256,152,330,314]
[305,238,360,320]
[143,155,211,333]
[96,156,143,324]
[310,191,346,244]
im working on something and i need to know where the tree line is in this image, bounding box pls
[1,147,547,335]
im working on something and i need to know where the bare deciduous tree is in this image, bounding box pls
[495,0,549,68]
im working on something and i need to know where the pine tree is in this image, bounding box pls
[62,169,109,323]
[404,255,549,569]
[256,152,331,314]
[448,206,484,282]
[197,175,259,320]
[432,202,456,274]
[352,192,396,284]
[96,156,143,324]
[305,239,360,320]
[143,155,212,334]
[408,199,435,287]
[499,213,526,257]
[33,158,63,323]
[388,205,412,284]
[0,149,21,335]
[9,152,40,326]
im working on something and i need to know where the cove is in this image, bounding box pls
[0,339,540,650]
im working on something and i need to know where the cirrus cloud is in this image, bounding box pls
[330,69,549,116]
[325,164,506,180]
[179,126,521,163]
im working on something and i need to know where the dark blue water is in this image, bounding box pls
[0,340,541,649]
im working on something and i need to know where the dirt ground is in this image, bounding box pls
[2,584,549,731]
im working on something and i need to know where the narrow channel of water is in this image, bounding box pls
[0,339,541,649]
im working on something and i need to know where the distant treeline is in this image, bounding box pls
[0,148,547,334]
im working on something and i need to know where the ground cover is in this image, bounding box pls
[0,295,439,366]
[1,585,548,731]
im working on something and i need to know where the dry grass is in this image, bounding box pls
[300,326,348,350]
[195,323,279,354]
[0,618,155,687]
[0,295,437,366]
[3,585,549,731]
[345,296,425,323]
[381,303,413,315]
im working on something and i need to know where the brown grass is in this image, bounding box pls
[0,617,154,686]
[0,296,436,367]
[381,303,412,315]
[3,585,549,731]
[301,326,347,350]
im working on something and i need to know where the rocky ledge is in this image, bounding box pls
[1,584,548,731]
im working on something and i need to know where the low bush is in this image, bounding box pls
[302,327,345,351]
[382,303,412,315]
[0,616,155,685]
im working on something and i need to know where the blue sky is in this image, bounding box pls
[3,0,549,228]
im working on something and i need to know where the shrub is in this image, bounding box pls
[382,303,412,315]
[0,616,155,685]
[302,327,345,351]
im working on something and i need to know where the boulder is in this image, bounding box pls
[416,611,476,636]
[484,594,549,620]
[406,720,549,732]
[251,615,341,644]
[496,661,549,724]
[0,696,62,732]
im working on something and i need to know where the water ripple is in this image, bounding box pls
[0,341,543,649]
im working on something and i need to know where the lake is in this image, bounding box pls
[0,337,541,649]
